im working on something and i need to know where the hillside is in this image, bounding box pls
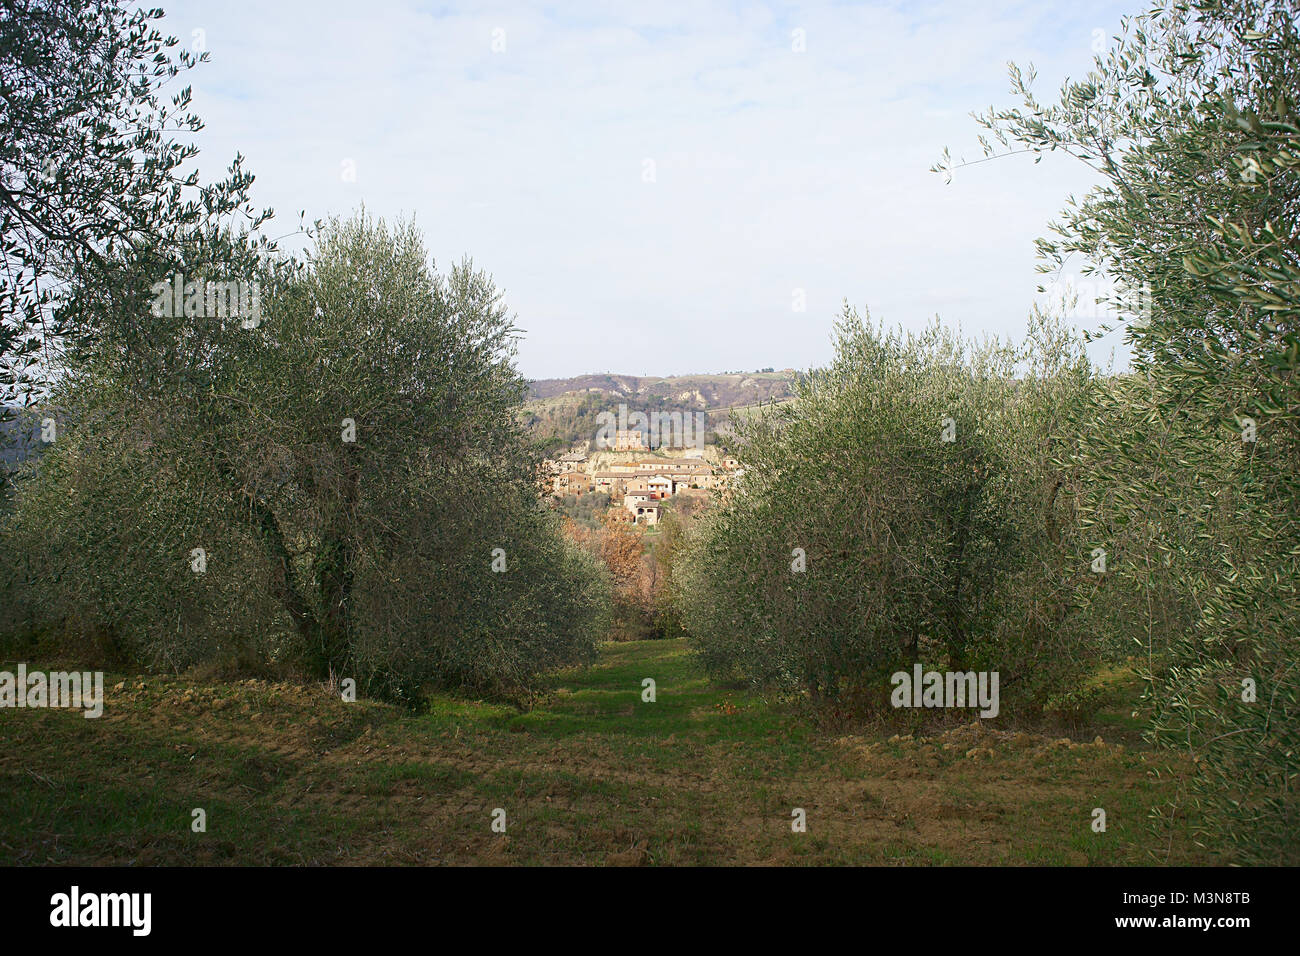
[527,371,799,407]
[524,371,799,451]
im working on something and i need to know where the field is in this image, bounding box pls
[0,640,1207,866]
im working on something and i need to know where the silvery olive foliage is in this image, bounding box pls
[0,0,272,418]
[1,213,608,703]
[674,308,1095,715]
[958,0,1299,861]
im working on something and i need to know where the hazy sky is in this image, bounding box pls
[161,0,1137,379]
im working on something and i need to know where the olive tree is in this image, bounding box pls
[3,213,608,702]
[675,308,1095,715]
[1,0,271,412]
[944,0,1299,860]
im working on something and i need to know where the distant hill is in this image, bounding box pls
[523,371,800,453]
[527,371,798,408]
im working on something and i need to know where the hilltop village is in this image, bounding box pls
[541,429,741,526]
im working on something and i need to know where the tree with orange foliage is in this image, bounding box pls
[598,513,650,639]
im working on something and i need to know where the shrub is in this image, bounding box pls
[1,213,608,703]
[675,308,1096,716]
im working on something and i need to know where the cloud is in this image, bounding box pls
[162,0,1135,377]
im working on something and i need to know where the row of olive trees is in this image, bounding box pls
[0,213,609,704]
[676,0,1298,865]
[674,308,1099,716]
[957,0,1299,864]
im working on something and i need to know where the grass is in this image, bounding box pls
[0,639,1209,865]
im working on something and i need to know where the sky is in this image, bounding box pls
[159,0,1139,380]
